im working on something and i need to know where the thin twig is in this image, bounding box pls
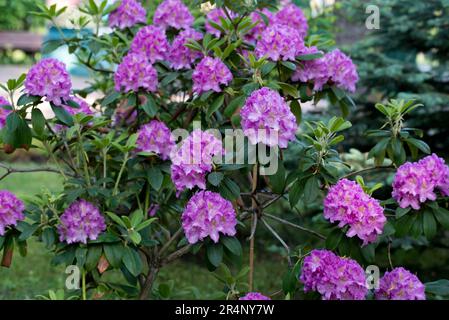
[159,227,183,256]
[161,245,192,266]
[340,165,395,180]
[261,218,292,267]
[264,213,326,240]
[0,163,73,181]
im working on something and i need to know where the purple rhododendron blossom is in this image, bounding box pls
[167,28,203,70]
[392,154,449,210]
[0,97,12,129]
[239,292,271,300]
[192,57,233,95]
[57,199,106,244]
[323,49,359,93]
[274,4,308,39]
[255,24,305,61]
[114,53,158,93]
[375,267,426,300]
[136,120,175,160]
[300,249,368,300]
[153,0,194,30]
[240,87,298,148]
[130,25,169,63]
[0,190,25,236]
[324,179,386,245]
[108,0,147,29]
[182,191,237,244]
[170,129,223,194]
[25,58,72,105]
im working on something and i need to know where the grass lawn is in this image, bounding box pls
[0,163,285,299]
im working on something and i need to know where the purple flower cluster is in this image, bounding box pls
[25,58,72,105]
[300,249,368,300]
[0,190,25,236]
[239,292,271,300]
[192,57,233,95]
[153,0,194,30]
[130,25,169,63]
[205,8,236,37]
[181,191,237,244]
[108,0,147,29]
[255,24,305,61]
[136,120,175,160]
[375,267,426,300]
[324,49,359,93]
[170,129,223,194]
[114,53,158,93]
[58,199,106,244]
[274,4,308,39]
[324,179,386,245]
[292,49,358,92]
[167,28,203,70]
[240,87,298,148]
[392,154,449,210]
[245,9,275,43]
[0,97,11,129]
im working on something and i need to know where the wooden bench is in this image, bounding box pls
[0,31,43,53]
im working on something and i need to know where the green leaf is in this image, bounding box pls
[268,159,285,194]
[405,138,431,154]
[325,228,343,250]
[296,52,324,61]
[207,94,225,118]
[206,243,223,267]
[85,245,102,271]
[31,108,46,136]
[221,237,242,256]
[280,61,296,71]
[224,95,245,118]
[75,247,88,268]
[395,206,411,219]
[51,104,73,126]
[303,176,319,203]
[423,210,437,239]
[288,180,303,208]
[147,167,163,191]
[102,91,120,106]
[433,206,449,229]
[290,100,302,125]
[141,94,157,117]
[122,247,143,277]
[103,243,124,268]
[426,280,449,297]
[208,172,224,187]
[17,94,41,106]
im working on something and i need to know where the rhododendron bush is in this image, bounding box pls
[0,0,448,300]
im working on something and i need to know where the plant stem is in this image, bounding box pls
[102,148,108,188]
[248,163,258,292]
[113,152,129,195]
[264,213,326,240]
[139,266,159,300]
[81,269,87,300]
[43,142,68,180]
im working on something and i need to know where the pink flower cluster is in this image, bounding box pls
[181,191,237,244]
[58,199,106,244]
[136,120,175,160]
[170,129,223,194]
[239,292,271,300]
[25,58,72,105]
[0,190,25,236]
[240,87,298,148]
[0,97,11,129]
[108,0,147,29]
[274,4,308,39]
[292,49,358,93]
[392,154,449,210]
[255,24,306,61]
[300,249,368,300]
[245,9,275,43]
[153,0,194,30]
[324,179,386,245]
[114,53,158,93]
[192,57,233,95]
[130,25,169,63]
[167,28,203,70]
[205,8,236,37]
[375,267,426,300]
